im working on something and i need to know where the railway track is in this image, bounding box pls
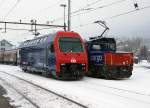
[79,77,150,104]
[0,78,39,108]
[0,65,150,108]
[0,70,88,108]
[143,66,150,69]
[85,77,150,96]
[17,69,150,98]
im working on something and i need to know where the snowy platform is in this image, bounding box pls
[0,61,150,108]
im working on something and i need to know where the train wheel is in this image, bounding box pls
[104,72,113,79]
[73,71,79,80]
[102,70,112,79]
[92,71,99,78]
[42,71,49,77]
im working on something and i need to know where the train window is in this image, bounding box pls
[26,41,29,46]
[24,42,27,46]
[36,39,39,45]
[33,40,36,44]
[30,41,33,45]
[36,39,40,44]
[42,37,45,43]
[91,43,116,51]
[41,38,44,43]
[29,41,32,45]
[32,40,34,45]
[59,37,84,53]
[26,42,28,46]
[28,41,30,46]
[109,43,116,51]
[34,40,37,44]
[23,42,25,46]
[92,45,101,50]
[31,40,33,45]
[27,41,30,45]
[39,38,43,43]
[35,40,37,44]
[28,41,31,45]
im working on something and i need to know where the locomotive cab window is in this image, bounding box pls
[91,43,116,52]
[59,37,84,53]
[92,45,101,50]
[109,43,116,51]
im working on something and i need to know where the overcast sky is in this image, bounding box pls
[0,0,150,45]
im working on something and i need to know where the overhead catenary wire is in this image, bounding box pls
[0,27,30,31]
[50,0,126,23]
[72,0,127,17]
[71,0,103,14]
[105,4,150,20]
[0,21,66,28]
[29,0,62,17]
[72,4,150,30]
[50,0,104,22]
[0,20,65,35]
[0,0,5,8]
[1,0,149,34]
[3,0,21,20]
[0,27,59,31]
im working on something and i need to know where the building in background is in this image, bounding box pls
[0,39,14,51]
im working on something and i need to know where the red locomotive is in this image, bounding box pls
[19,31,88,80]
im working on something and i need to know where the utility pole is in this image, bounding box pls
[60,4,66,31]
[68,0,71,31]
[34,20,37,36]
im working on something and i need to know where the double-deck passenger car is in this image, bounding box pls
[19,31,88,80]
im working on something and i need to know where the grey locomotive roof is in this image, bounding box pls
[19,33,56,48]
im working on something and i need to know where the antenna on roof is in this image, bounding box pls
[89,20,109,40]
[94,20,109,37]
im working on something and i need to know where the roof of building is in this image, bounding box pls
[0,39,14,46]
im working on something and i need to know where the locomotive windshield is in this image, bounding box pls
[59,37,84,53]
[91,43,116,52]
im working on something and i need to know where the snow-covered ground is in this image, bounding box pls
[0,61,150,108]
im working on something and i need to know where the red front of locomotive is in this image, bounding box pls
[53,31,88,79]
[103,52,133,78]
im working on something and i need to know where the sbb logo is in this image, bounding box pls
[71,58,76,63]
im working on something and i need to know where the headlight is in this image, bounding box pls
[61,64,65,66]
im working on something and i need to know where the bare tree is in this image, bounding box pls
[117,37,142,55]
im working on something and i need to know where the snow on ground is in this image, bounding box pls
[0,61,150,108]
[135,60,150,67]
[0,80,35,108]
[0,72,81,108]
